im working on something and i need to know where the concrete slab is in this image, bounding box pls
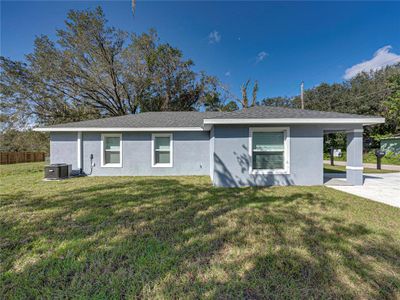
[327,173,400,208]
[324,174,352,186]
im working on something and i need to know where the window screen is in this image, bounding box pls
[252,132,284,170]
[154,136,171,165]
[104,136,121,165]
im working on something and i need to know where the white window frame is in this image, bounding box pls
[101,133,122,168]
[152,133,173,168]
[249,127,290,175]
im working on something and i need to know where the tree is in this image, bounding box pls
[240,80,258,108]
[0,7,216,128]
[384,74,400,132]
[262,96,294,108]
[0,130,49,152]
[203,92,238,112]
[287,64,400,137]
[202,76,239,112]
[122,30,213,112]
[259,64,400,151]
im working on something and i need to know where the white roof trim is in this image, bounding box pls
[203,118,385,125]
[33,127,205,132]
[34,117,385,132]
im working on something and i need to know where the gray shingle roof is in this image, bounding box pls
[39,106,382,129]
[45,111,225,128]
[209,106,379,119]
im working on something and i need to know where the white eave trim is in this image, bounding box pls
[34,127,205,132]
[203,118,385,125]
[33,117,385,132]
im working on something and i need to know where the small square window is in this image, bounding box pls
[152,134,173,167]
[101,134,122,167]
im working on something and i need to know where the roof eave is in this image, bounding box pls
[33,117,385,132]
[33,127,206,132]
[203,118,385,126]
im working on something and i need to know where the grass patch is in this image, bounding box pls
[1,162,400,298]
[324,151,400,165]
[323,164,398,174]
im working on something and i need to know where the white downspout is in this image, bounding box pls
[77,131,82,172]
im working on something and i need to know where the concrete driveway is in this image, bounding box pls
[325,172,400,208]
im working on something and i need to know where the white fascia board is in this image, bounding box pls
[203,118,385,125]
[33,127,206,132]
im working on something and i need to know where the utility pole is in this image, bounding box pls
[300,81,304,109]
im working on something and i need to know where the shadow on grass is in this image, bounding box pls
[1,175,399,298]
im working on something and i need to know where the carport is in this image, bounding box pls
[323,127,364,186]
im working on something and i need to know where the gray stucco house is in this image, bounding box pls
[35,106,384,187]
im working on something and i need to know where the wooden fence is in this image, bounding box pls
[0,152,46,165]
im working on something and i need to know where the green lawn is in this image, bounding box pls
[323,151,400,165]
[1,163,400,299]
[323,164,398,174]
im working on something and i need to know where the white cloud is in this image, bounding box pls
[344,45,400,79]
[208,30,221,44]
[225,71,231,77]
[256,51,268,63]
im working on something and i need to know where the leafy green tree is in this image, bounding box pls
[262,96,295,107]
[203,92,238,112]
[0,7,217,128]
[202,77,239,112]
[384,74,400,132]
[0,130,49,152]
[260,64,400,150]
[288,64,400,137]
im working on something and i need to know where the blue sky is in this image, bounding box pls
[1,1,400,99]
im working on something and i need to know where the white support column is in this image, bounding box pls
[77,131,82,171]
[346,129,363,185]
[209,126,215,181]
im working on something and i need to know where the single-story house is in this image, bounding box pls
[34,106,384,187]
